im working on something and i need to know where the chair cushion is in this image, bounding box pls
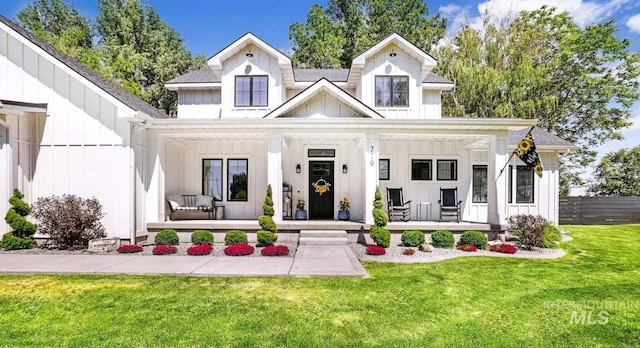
[195,195,213,208]
[167,194,184,210]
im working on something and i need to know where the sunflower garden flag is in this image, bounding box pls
[514,133,543,177]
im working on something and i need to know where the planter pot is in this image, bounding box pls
[338,210,350,221]
[295,210,307,220]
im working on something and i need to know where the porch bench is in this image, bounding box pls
[166,194,217,220]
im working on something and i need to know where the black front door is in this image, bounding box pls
[309,161,334,219]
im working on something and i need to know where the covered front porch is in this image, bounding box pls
[142,118,534,239]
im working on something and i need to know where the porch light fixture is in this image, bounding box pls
[296,164,301,174]
[342,164,348,174]
[246,52,254,58]
[389,50,397,57]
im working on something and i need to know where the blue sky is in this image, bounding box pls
[1,0,639,190]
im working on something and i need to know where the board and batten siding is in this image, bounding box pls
[177,90,221,119]
[286,92,360,118]
[466,151,560,224]
[0,25,136,239]
[379,140,470,221]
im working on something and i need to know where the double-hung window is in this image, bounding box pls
[411,159,432,180]
[202,159,223,200]
[472,165,488,203]
[379,159,390,180]
[437,160,457,181]
[235,76,268,107]
[228,159,249,201]
[516,166,534,203]
[375,76,408,107]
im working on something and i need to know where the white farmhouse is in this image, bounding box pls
[0,16,575,243]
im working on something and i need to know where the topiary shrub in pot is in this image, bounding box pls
[431,230,455,248]
[2,189,37,250]
[191,230,214,245]
[155,229,179,246]
[225,230,248,245]
[401,230,425,247]
[257,185,277,246]
[457,230,488,250]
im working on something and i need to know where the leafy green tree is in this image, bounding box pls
[97,0,206,115]
[589,146,640,196]
[434,7,640,192]
[16,0,102,71]
[290,0,446,68]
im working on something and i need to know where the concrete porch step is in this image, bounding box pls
[299,230,348,245]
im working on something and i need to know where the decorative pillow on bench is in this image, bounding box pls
[195,195,213,208]
[167,194,184,210]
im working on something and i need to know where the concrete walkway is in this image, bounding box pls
[0,245,368,278]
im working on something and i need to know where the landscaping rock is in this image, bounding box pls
[419,243,433,252]
[88,238,120,253]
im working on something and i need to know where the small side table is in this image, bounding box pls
[417,202,431,221]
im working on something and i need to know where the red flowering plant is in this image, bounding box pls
[261,245,290,256]
[152,245,177,255]
[365,245,386,255]
[187,243,213,256]
[490,243,517,254]
[456,244,478,252]
[116,245,143,254]
[224,243,254,256]
[403,248,415,255]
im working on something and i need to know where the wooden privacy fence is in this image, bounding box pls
[559,196,640,225]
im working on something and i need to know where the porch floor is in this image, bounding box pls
[146,219,493,233]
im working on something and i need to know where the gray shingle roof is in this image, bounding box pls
[166,70,220,84]
[0,15,169,119]
[294,69,350,82]
[509,126,575,148]
[423,72,453,84]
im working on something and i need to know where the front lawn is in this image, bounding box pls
[1,225,639,347]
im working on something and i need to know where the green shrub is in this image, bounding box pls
[225,230,248,245]
[508,214,547,250]
[431,230,454,248]
[155,229,179,245]
[31,194,105,249]
[258,215,277,233]
[401,230,425,247]
[191,230,214,245]
[373,209,389,227]
[1,232,36,250]
[257,230,277,246]
[457,230,488,249]
[372,187,388,226]
[262,184,275,217]
[370,226,391,248]
[543,223,562,248]
[4,189,36,239]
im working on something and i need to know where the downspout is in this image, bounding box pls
[129,119,150,244]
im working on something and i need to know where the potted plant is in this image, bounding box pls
[338,197,350,221]
[295,199,307,220]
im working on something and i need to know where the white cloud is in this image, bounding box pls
[439,3,473,36]
[461,0,633,33]
[625,113,640,132]
[627,13,640,33]
[439,4,461,16]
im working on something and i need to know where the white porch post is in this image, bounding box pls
[146,132,165,223]
[363,136,379,225]
[487,133,509,228]
[267,136,283,223]
[0,119,10,234]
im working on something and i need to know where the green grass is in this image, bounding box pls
[1,225,639,347]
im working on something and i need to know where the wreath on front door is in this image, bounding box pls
[312,178,331,196]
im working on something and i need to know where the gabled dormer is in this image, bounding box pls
[166,32,453,120]
[349,33,452,119]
